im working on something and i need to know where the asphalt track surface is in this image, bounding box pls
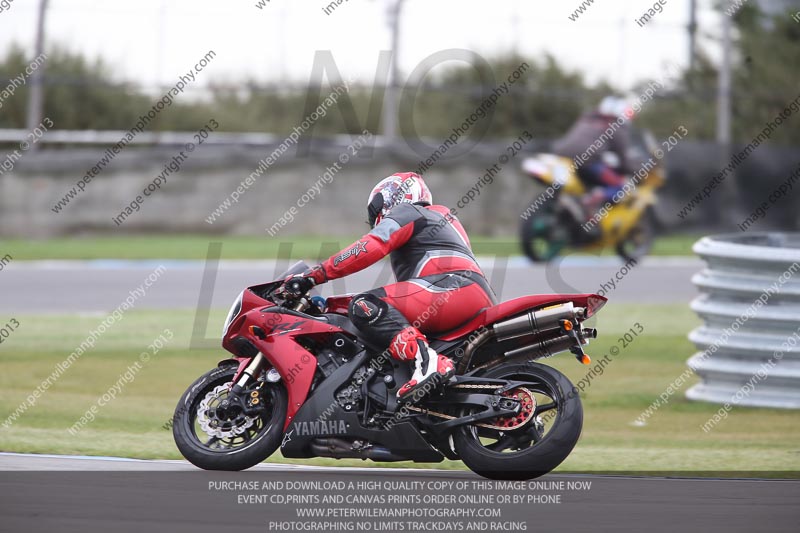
[1,453,798,533]
[1,256,701,313]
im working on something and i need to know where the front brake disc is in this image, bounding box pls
[196,384,256,439]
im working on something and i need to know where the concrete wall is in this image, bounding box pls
[0,141,537,238]
[1,139,797,238]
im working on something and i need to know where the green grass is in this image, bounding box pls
[2,303,796,476]
[0,233,701,260]
[650,232,703,256]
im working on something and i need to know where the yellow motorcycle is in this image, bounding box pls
[519,141,664,262]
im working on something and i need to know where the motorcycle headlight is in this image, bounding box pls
[222,291,244,337]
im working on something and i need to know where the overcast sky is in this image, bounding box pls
[0,0,722,93]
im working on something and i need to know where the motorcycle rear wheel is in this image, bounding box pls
[453,362,583,480]
[173,364,287,471]
[616,207,657,262]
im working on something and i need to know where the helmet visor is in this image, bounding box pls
[367,194,384,228]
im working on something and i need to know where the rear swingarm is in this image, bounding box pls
[416,392,521,437]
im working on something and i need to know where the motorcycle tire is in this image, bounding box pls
[173,364,287,471]
[519,209,568,263]
[453,362,583,480]
[616,207,657,262]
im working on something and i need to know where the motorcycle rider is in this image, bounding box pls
[281,172,497,403]
[551,96,633,217]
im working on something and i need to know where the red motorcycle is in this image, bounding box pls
[173,262,606,480]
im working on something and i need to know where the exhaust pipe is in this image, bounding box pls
[503,334,576,360]
[459,303,591,373]
[311,438,406,462]
[492,302,576,342]
[503,328,596,362]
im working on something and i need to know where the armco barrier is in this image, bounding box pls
[687,233,800,408]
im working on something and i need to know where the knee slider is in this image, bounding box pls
[349,293,387,328]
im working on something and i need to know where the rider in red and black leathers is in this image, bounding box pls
[283,173,496,403]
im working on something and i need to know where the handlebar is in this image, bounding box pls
[273,283,312,313]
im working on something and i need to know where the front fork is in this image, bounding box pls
[218,353,270,417]
[230,353,268,394]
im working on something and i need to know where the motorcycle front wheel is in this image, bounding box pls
[519,208,568,262]
[173,364,287,471]
[453,362,583,480]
